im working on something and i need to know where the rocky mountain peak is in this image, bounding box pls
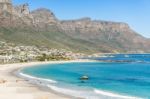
[32,8,53,14]
[74,17,91,22]
[31,8,58,25]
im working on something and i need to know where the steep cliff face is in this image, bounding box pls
[31,8,57,24]
[0,0,12,17]
[0,2,150,53]
[30,8,58,29]
[59,18,150,52]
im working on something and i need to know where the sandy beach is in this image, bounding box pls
[0,60,94,99]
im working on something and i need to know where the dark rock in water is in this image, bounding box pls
[80,75,89,80]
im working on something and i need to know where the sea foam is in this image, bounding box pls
[18,72,57,83]
[47,85,100,99]
[94,89,142,99]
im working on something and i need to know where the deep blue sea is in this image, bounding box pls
[20,54,150,99]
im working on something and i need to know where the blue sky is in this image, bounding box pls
[13,0,150,38]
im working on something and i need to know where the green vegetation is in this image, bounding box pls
[0,26,109,54]
[36,54,71,61]
[0,24,148,54]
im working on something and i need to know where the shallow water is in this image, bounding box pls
[20,54,150,99]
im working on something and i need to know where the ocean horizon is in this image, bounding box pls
[18,54,150,99]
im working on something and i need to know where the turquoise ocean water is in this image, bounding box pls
[20,54,150,99]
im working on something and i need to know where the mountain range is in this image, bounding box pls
[0,2,150,53]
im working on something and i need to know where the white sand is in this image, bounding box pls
[0,60,94,99]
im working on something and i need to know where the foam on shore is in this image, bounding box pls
[47,85,101,99]
[18,72,57,84]
[94,89,141,99]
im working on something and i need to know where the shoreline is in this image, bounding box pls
[0,60,95,99]
[0,60,141,99]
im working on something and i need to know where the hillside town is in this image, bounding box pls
[0,41,85,64]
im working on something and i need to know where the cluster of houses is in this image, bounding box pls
[0,41,84,64]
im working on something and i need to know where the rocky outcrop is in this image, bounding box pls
[0,0,12,26]
[0,0,12,17]
[14,3,30,16]
[30,8,58,29]
[31,8,57,24]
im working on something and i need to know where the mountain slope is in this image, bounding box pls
[59,18,150,52]
[0,5,150,53]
